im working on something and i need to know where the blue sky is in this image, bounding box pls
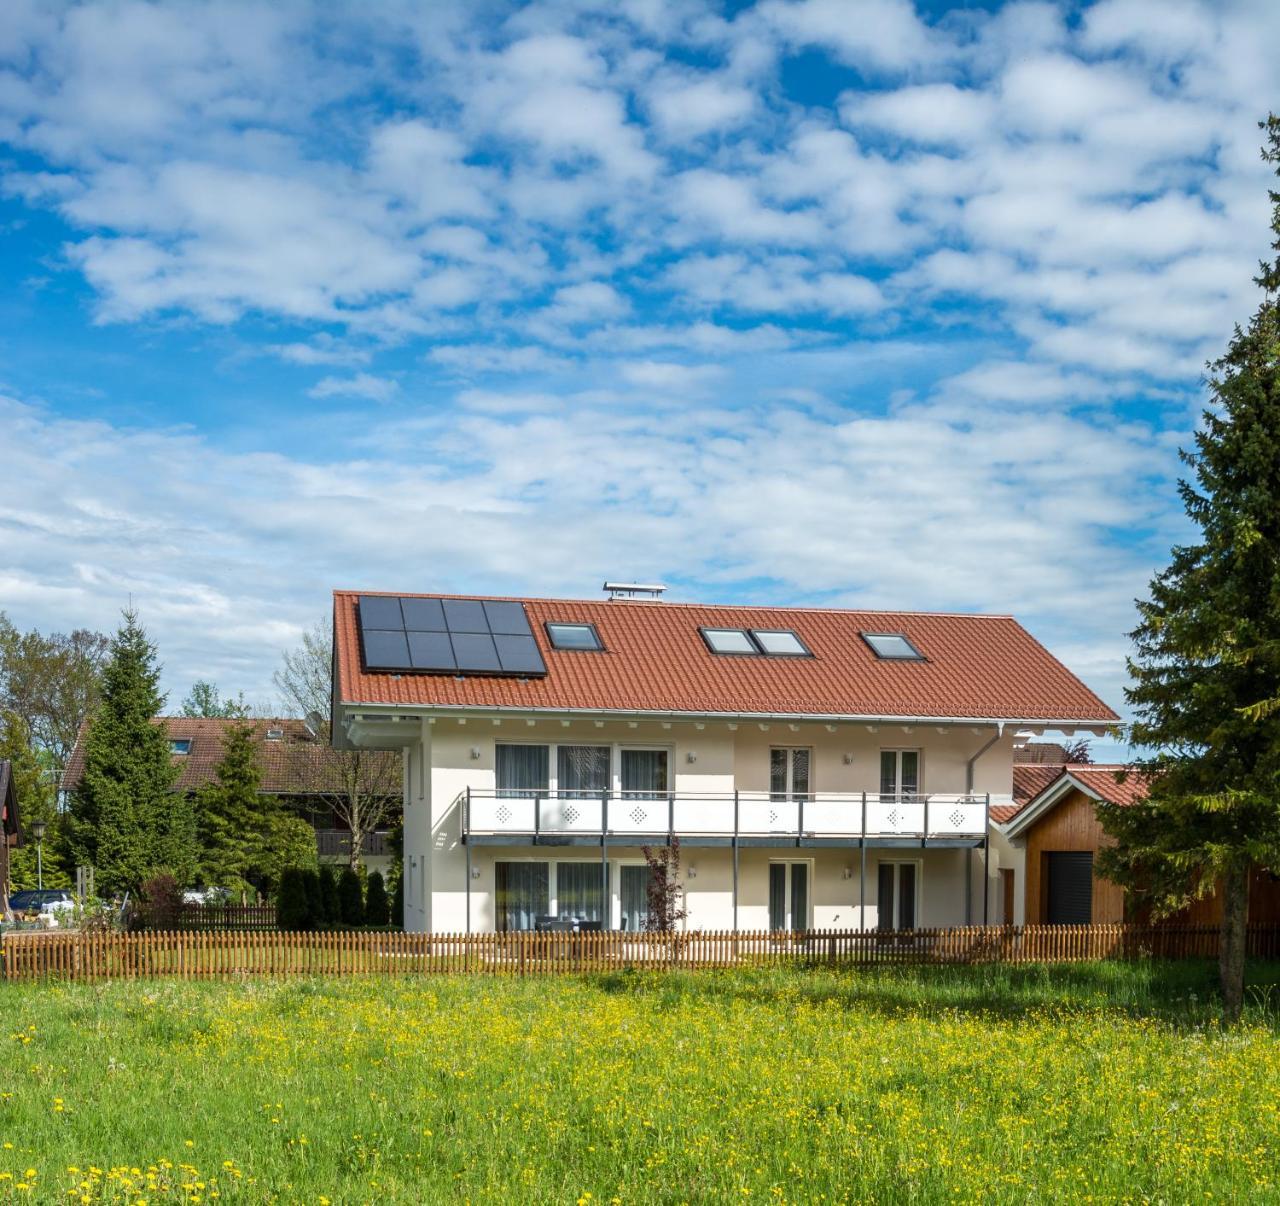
[1,0,1277,738]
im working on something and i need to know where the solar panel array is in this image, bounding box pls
[358,596,548,676]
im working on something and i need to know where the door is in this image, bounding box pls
[1045,852,1093,925]
[620,864,654,931]
[1001,868,1015,925]
[621,749,669,799]
[770,748,811,801]
[557,862,605,924]
[495,861,549,931]
[557,746,610,797]
[880,750,920,799]
[877,861,917,930]
[768,862,810,931]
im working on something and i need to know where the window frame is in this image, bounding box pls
[768,859,813,931]
[699,626,759,656]
[544,621,605,652]
[769,746,813,802]
[879,748,922,800]
[169,739,192,755]
[861,631,925,661]
[750,629,812,657]
[877,858,922,931]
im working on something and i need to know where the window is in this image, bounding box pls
[496,744,549,798]
[546,622,604,651]
[769,862,810,931]
[557,746,610,797]
[557,863,605,923]
[701,627,813,657]
[861,632,924,660]
[265,727,285,741]
[622,748,668,799]
[878,861,918,930]
[170,739,192,755]
[770,748,811,801]
[620,864,657,931]
[880,749,920,799]
[495,861,549,931]
[751,629,810,656]
[701,627,756,654]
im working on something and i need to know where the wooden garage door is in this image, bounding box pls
[1045,852,1093,925]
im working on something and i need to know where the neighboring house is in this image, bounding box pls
[0,761,21,897]
[331,589,1119,933]
[1004,757,1280,927]
[62,718,401,875]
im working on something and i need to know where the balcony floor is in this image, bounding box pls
[463,832,985,849]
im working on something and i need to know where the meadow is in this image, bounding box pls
[1,961,1278,1203]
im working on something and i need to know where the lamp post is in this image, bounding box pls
[30,820,46,890]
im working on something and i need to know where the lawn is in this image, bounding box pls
[1,962,1279,1203]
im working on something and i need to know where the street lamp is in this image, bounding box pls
[29,820,46,890]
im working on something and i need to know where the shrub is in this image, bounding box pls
[365,871,389,926]
[303,868,323,925]
[317,864,339,924]
[391,870,404,930]
[338,866,364,926]
[276,867,313,931]
[139,871,183,930]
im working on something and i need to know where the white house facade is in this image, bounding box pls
[332,589,1118,934]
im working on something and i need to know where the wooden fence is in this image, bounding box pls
[4,925,1279,982]
[130,903,278,931]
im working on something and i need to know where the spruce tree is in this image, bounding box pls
[317,863,339,924]
[1098,115,1280,1022]
[364,871,389,926]
[197,722,263,892]
[276,867,312,931]
[338,866,364,926]
[66,609,193,894]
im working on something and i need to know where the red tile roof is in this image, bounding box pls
[62,717,400,797]
[1000,762,1149,828]
[334,591,1120,724]
[1013,741,1071,764]
[1012,763,1067,807]
[1067,765,1149,808]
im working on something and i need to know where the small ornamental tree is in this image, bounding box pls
[276,867,312,931]
[640,837,688,933]
[364,871,390,926]
[317,864,339,925]
[338,866,364,926]
[1098,115,1280,1023]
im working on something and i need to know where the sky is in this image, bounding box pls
[1,0,1277,741]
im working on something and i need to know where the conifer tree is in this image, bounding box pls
[338,866,364,925]
[66,609,193,894]
[364,871,389,926]
[317,863,339,924]
[197,722,263,892]
[0,710,69,890]
[1098,115,1280,1022]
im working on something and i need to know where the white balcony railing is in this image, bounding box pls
[464,790,990,843]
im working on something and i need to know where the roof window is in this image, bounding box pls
[170,739,192,755]
[701,627,758,655]
[751,629,811,657]
[546,622,604,652]
[862,632,925,661]
[265,727,285,741]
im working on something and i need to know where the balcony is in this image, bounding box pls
[315,829,393,859]
[462,791,992,849]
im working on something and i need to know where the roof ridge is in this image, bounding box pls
[331,588,1016,620]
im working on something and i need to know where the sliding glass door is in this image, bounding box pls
[620,865,655,931]
[877,861,917,930]
[768,862,810,931]
[557,746,610,797]
[622,749,668,799]
[495,861,549,931]
[557,862,605,923]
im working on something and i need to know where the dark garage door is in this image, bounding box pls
[1045,852,1094,925]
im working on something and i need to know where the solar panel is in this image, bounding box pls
[443,598,489,633]
[408,631,456,671]
[357,595,546,677]
[451,632,502,672]
[359,595,404,629]
[494,633,544,673]
[401,597,447,631]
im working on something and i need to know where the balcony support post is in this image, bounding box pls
[732,789,739,934]
[983,793,991,926]
[534,792,540,843]
[859,792,867,932]
[601,791,609,928]
[668,793,675,847]
[465,833,472,935]
[922,794,929,849]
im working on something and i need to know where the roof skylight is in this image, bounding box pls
[546,622,604,652]
[751,629,811,656]
[862,632,925,660]
[701,627,758,655]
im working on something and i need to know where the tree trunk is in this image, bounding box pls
[348,826,363,873]
[1219,859,1249,1023]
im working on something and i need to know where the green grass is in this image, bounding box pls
[1,961,1279,1203]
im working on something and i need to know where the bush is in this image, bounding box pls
[365,871,389,926]
[317,864,339,924]
[139,871,183,930]
[276,867,313,931]
[303,868,323,925]
[391,871,404,930]
[338,866,364,926]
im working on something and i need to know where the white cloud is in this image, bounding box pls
[667,253,884,316]
[307,373,399,403]
[646,74,756,138]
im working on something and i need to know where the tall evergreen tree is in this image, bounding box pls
[197,722,263,892]
[66,609,194,894]
[1098,115,1280,1022]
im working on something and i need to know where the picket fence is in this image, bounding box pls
[3,924,1278,982]
[130,903,278,931]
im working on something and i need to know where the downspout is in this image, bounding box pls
[964,723,1003,925]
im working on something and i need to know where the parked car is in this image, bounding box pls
[182,887,231,906]
[8,889,76,919]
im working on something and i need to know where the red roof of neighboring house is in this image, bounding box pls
[62,717,400,797]
[1013,741,1072,764]
[333,591,1120,724]
[1066,765,1149,807]
[1000,762,1149,830]
[1010,763,1068,809]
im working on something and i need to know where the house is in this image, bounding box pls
[1004,756,1280,926]
[61,718,401,875]
[0,761,21,897]
[331,588,1119,933]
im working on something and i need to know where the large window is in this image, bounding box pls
[620,865,656,931]
[879,749,920,799]
[496,744,548,798]
[769,748,811,801]
[768,862,810,931]
[557,863,605,923]
[557,746,610,797]
[495,861,549,931]
[622,749,668,799]
[877,861,918,930]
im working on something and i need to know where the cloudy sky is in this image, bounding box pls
[1,0,1277,735]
